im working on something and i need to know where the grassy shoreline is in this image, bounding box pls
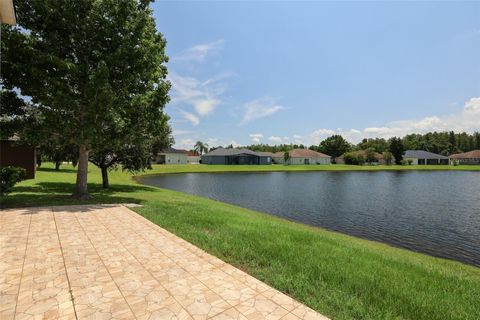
[2,163,480,319]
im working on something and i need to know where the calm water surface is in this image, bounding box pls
[139,171,480,266]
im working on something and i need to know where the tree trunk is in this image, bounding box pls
[55,161,61,171]
[100,166,109,189]
[72,144,91,199]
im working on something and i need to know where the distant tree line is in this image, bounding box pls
[219,131,479,165]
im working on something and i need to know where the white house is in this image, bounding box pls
[156,148,188,164]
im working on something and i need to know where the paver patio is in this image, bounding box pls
[0,204,329,320]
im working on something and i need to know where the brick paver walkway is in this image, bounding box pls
[0,205,329,320]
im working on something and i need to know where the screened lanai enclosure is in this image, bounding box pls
[201,148,272,165]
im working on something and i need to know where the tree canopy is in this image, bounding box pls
[389,137,404,165]
[317,135,351,158]
[1,0,171,198]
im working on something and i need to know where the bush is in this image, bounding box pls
[344,152,365,165]
[0,166,26,196]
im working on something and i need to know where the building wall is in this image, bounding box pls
[258,156,271,165]
[288,157,330,165]
[201,155,271,165]
[187,156,200,164]
[272,156,284,164]
[0,140,36,179]
[450,158,480,165]
[404,157,419,165]
[157,153,187,164]
[201,156,227,165]
[405,157,448,165]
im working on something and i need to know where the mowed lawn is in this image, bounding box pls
[2,163,480,320]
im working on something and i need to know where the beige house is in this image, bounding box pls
[273,149,331,165]
[449,150,480,165]
[186,151,201,164]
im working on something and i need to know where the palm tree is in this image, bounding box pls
[283,151,290,165]
[194,141,209,155]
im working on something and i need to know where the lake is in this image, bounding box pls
[139,171,480,266]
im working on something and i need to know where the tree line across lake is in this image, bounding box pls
[210,131,480,165]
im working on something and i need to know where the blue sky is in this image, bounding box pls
[152,1,480,149]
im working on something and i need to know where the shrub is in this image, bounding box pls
[0,166,26,196]
[344,152,365,165]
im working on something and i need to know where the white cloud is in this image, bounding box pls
[229,140,241,148]
[180,139,194,145]
[249,133,264,143]
[464,97,480,113]
[268,136,283,143]
[241,97,284,125]
[173,129,191,136]
[206,138,219,146]
[306,97,480,144]
[173,40,224,63]
[180,110,200,126]
[169,72,226,117]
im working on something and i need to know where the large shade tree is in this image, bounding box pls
[318,135,351,159]
[1,0,171,198]
[89,117,173,188]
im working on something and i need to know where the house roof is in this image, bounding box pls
[186,151,199,156]
[203,148,260,157]
[403,150,448,159]
[273,149,330,158]
[160,148,188,154]
[449,150,480,159]
[256,151,276,157]
[291,149,330,158]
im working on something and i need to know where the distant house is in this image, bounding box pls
[336,150,385,165]
[186,151,200,164]
[272,149,331,165]
[201,148,272,165]
[0,140,36,179]
[156,148,188,164]
[403,150,448,165]
[449,150,480,165]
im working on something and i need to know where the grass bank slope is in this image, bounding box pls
[2,163,480,320]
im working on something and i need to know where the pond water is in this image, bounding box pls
[139,171,480,266]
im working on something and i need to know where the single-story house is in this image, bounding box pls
[335,150,385,165]
[186,151,200,164]
[256,151,276,164]
[403,150,448,165]
[156,148,188,164]
[201,148,272,165]
[449,150,480,165]
[0,139,36,179]
[272,149,331,165]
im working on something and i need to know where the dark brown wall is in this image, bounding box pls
[0,140,36,179]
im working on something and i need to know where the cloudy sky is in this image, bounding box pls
[152,1,480,149]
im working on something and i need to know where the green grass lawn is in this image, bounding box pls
[2,163,480,320]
